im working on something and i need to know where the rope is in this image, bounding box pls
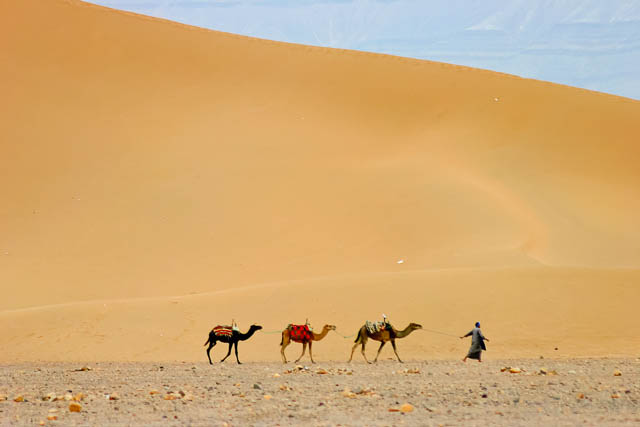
[260,330,283,335]
[332,330,356,339]
[420,328,459,338]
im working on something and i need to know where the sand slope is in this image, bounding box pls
[1,0,639,362]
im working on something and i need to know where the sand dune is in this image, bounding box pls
[1,0,639,362]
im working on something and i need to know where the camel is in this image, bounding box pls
[348,322,422,363]
[204,324,262,364]
[280,324,336,364]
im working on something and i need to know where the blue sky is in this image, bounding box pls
[90,0,640,99]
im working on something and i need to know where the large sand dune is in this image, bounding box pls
[1,0,639,362]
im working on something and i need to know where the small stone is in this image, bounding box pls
[13,395,24,402]
[614,370,622,376]
[39,421,45,426]
[183,394,194,401]
[272,373,280,378]
[69,402,82,412]
[64,392,73,401]
[577,393,585,399]
[109,392,120,400]
[611,393,620,399]
[48,408,58,413]
[539,368,547,375]
[263,395,272,400]
[253,384,262,390]
[316,369,328,374]
[400,403,414,413]
[500,367,509,372]
[43,392,56,401]
[388,408,400,412]
[509,368,521,374]
[47,415,58,421]
[73,392,85,401]
[149,390,159,395]
[0,394,7,401]
[342,388,356,398]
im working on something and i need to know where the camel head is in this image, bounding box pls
[408,323,422,330]
[323,324,337,331]
[250,324,263,331]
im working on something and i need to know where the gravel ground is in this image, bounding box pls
[1,359,639,426]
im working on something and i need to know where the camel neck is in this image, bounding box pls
[312,327,330,341]
[395,325,415,338]
[238,328,257,341]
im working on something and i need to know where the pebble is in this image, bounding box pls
[613,370,622,376]
[43,392,56,401]
[400,403,414,413]
[510,368,522,374]
[253,384,262,390]
[47,415,57,421]
[0,394,7,401]
[263,395,272,400]
[109,392,120,400]
[69,402,82,412]
[13,395,24,402]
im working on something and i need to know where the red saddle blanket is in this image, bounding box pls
[288,324,312,342]
[213,326,233,337]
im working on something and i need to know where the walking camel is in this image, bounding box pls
[348,322,422,363]
[280,323,336,363]
[204,324,262,364]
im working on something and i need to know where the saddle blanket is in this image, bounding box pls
[213,326,233,337]
[366,321,390,334]
[289,324,313,341]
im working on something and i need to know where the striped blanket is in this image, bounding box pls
[288,324,313,342]
[213,325,234,337]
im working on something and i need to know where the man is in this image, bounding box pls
[460,322,489,362]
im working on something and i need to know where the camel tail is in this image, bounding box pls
[354,328,362,343]
[204,332,211,347]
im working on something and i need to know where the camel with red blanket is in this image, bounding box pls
[204,324,262,364]
[280,323,336,363]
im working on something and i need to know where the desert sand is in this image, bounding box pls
[2,360,640,426]
[2,0,640,366]
[2,0,640,424]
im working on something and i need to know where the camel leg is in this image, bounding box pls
[361,339,371,364]
[281,333,290,364]
[348,342,359,363]
[308,341,315,364]
[373,341,386,363]
[294,342,307,363]
[391,339,403,363]
[220,342,233,362]
[206,340,217,365]
[234,341,241,364]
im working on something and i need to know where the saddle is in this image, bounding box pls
[213,325,234,337]
[288,324,313,342]
[366,321,391,334]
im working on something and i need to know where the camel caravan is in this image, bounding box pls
[204,315,424,364]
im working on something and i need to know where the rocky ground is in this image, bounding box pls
[1,359,639,426]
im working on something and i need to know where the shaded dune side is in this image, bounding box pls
[1,0,639,360]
